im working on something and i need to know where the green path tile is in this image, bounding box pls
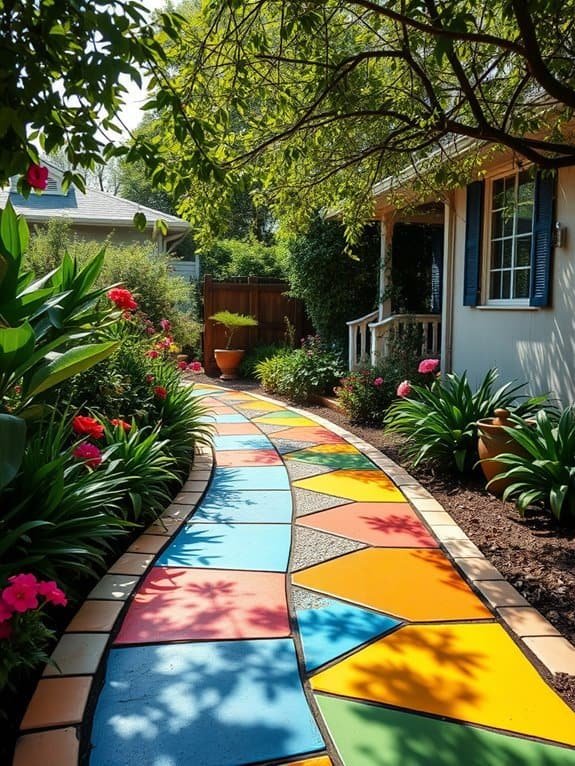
[286,448,376,471]
[316,695,575,766]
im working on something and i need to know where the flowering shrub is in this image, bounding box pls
[336,368,396,425]
[0,573,67,690]
[255,335,344,403]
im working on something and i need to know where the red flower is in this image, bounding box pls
[188,361,203,374]
[146,350,159,359]
[146,374,155,384]
[37,581,67,607]
[177,361,188,370]
[73,442,102,468]
[107,288,138,311]
[2,574,39,613]
[110,418,131,432]
[154,386,167,400]
[72,415,104,440]
[146,326,156,335]
[0,622,12,640]
[26,164,49,191]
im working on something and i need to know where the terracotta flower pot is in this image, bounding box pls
[214,348,245,380]
[477,408,530,496]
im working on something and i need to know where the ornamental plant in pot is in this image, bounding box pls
[209,311,258,379]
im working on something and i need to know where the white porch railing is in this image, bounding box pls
[347,312,441,369]
[346,310,378,370]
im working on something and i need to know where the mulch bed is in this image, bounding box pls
[197,374,575,708]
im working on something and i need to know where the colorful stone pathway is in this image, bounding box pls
[16,384,575,766]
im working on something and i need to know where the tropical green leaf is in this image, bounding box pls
[0,414,26,490]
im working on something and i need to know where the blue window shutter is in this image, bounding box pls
[529,171,555,307]
[463,180,484,306]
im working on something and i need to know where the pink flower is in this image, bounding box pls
[154,386,167,400]
[147,350,159,359]
[374,377,384,387]
[73,415,104,440]
[160,318,171,332]
[0,600,13,623]
[73,442,102,468]
[26,164,49,191]
[2,574,39,613]
[188,361,203,374]
[177,361,188,370]
[418,358,440,375]
[37,581,67,607]
[397,380,412,398]
[107,288,138,311]
[0,622,12,639]
[146,326,156,335]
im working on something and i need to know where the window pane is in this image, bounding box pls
[492,179,505,209]
[501,270,511,299]
[516,236,532,267]
[502,239,513,268]
[490,270,501,299]
[491,240,503,268]
[502,207,514,237]
[517,173,535,204]
[492,210,504,238]
[517,203,533,234]
[514,268,531,299]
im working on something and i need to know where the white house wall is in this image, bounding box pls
[450,167,575,405]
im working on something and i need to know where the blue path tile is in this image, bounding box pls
[213,434,272,451]
[90,639,324,766]
[211,466,290,491]
[213,413,249,423]
[297,596,401,671]
[191,488,293,523]
[156,522,292,571]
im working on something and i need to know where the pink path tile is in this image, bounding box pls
[298,502,439,548]
[272,426,346,444]
[114,567,290,644]
[214,422,262,435]
[215,449,283,467]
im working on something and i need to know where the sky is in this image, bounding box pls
[117,0,169,135]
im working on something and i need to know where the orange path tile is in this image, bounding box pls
[286,443,362,456]
[298,502,439,548]
[293,548,491,621]
[215,449,283,467]
[294,469,404,502]
[21,677,92,729]
[272,426,346,444]
[13,727,79,766]
[214,422,262,435]
[311,623,575,747]
[115,567,290,644]
[288,757,332,765]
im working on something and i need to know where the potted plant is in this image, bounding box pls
[209,310,258,379]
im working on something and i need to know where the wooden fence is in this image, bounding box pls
[202,276,313,376]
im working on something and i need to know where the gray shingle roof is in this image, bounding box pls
[0,165,189,234]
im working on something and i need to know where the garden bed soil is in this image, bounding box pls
[196,374,575,709]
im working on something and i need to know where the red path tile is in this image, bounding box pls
[114,567,290,644]
[298,502,439,548]
[215,449,283,467]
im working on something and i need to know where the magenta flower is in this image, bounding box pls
[177,361,188,370]
[2,574,39,613]
[147,350,159,359]
[160,318,171,332]
[374,377,384,387]
[0,622,12,639]
[73,442,102,468]
[418,358,440,374]
[396,380,412,398]
[0,600,13,623]
[26,164,49,191]
[37,581,68,607]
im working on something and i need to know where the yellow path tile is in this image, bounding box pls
[294,469,404,502]
[239,400,285,412]
[311,623,575,747]
[254,414,318,427]
[293,549,491,621]
[286,443,362,457]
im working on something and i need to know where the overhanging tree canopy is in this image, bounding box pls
[138,0,575,236]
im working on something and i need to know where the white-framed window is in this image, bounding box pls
[484,169,535,305]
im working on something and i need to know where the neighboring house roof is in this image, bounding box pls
[0,161,189,235]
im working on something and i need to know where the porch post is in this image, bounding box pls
[441,194,456,374]
[372,215,393,365]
